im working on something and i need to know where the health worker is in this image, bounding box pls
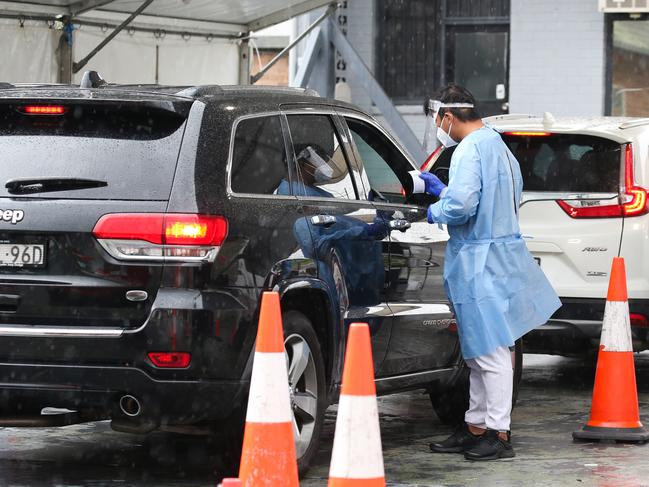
[419,84,561,461]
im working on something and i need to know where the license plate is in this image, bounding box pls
[0,244,46,267]
[534,257,541,266]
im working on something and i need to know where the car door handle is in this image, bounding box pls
[311,215,337,227]
[388,219,411,232]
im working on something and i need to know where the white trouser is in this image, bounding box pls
[464,346,513,432]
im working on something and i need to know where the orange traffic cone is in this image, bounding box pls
[328,323,385,487]
[238,292,299,486]
[573,257,649,443]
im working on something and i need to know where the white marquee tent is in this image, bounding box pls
[0,0,333,84]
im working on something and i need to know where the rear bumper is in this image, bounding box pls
[524,297,649,355]
[0,362,249,423]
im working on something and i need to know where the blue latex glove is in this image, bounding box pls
[418,172,446,197]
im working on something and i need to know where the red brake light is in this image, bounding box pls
[20,105,67,115]
[630,314,649,328]
[503,131,551,136]
[556,200,623,218]
[92,213,228,262]
[622,144,647,217]
[557,143,647,219]
[147,352,191,368]
[93,213,228,246]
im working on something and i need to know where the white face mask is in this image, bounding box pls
[437,116,458,148]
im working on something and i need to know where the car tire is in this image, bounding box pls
[282,309,327,476]
[430,339,523,425]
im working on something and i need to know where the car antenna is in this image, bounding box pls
[80,71,107,88]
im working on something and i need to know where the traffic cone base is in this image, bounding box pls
[329,478,386,486]
[573,426,649,443]
[573,258,648,444]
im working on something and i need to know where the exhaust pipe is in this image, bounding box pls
[119,395,142,417]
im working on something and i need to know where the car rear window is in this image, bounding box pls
[502,134,621,193]
[0,102,188,200]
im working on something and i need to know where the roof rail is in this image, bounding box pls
[80,71,107,88]
[0,82,15,89]
[175,86,224,98]
[619,118,649,130]
[485,113,537,121]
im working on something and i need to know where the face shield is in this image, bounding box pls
[296,145,335,184]
[422,99,475,153]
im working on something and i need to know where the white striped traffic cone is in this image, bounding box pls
[238,291,299,486]
[573,257,649,443]
[328,322,385,486]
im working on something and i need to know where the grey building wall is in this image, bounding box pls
[343,0,375,110]
[509,0,606,116]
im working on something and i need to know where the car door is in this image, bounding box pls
[340,112,458,375]
[281,108,392,376]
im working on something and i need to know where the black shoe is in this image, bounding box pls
[429,423,481,453]
[464,429,515,461]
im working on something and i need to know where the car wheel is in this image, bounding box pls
[430,339,523,425]
[283,310,327,476]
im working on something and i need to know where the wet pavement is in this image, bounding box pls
[1,353,649,486]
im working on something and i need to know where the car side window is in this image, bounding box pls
[286,114,357,200]
[230,115,290,195]
[345,117,413,204]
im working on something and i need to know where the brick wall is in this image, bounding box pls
[509,0,606,116]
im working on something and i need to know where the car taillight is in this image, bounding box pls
[147,352,191,368]
[630,314,649,329]
[19,105,67,115]
[557,144,648,219]
[92,213,228,262]
[503,131,551,136]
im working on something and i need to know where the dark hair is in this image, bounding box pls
[424,83,481,122]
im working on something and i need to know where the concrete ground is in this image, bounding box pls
[0,353,648,486]
[305,352,649,487]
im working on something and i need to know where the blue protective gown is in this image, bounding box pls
[428,127,561,359]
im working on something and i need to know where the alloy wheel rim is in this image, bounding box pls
[284,333,318,458]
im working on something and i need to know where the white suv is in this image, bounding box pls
[423,114,649,356]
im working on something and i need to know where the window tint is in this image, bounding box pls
[0,104,187,200]
[231,115,289,195]
[502,134,621,193]
[286,114,357,200]
[346,118,412,204]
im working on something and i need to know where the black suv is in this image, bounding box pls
[0,81,521,472]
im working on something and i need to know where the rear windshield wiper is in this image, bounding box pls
[5,178,108,194]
